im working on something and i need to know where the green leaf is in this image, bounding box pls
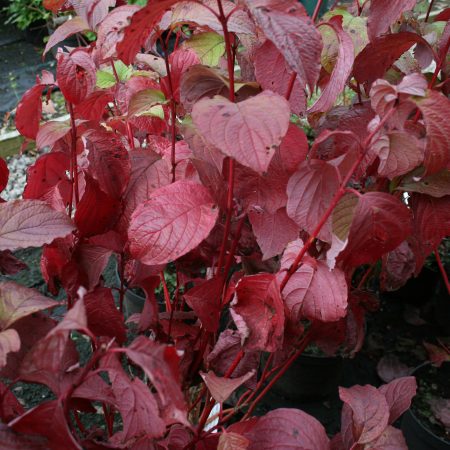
[183,32,225,66]
[96,61,133,88]
[128,89,166,117]
[96,70,116,88]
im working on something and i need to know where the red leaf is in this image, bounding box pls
[367,0,416,41]
[56,49,96,104]
[23,152,70,201]
[249,5,322,92]
[0,423,48,449]
[85,130,130,199]
[192,91,290,174]
[249,207,299,260]
[408,194,450,274]
[0,381,24,422]
[124,336,187,425]
[237,408,330,449]
[84,287,126,343]
[0,158,8,193]
[184,277,223,332]
[372,131,424,179]
[43,0,65,13]
[161,49,201,103]
[231,274,284,352]
[376,355,411,383]
[129,181,218,265]
[74,90,114,121]
[74,176,120,237]
[414,91,450,175]
[218,431,250,450]
[10,400,81,450]
[0,329,20,369]
[15,85,46,140]
[353,32,432,86]
[378,376,417,424]
[0,251,27,276]
[380,241,415,291]
[0,314,55,381]
[309,16,354,113]
[0,281,57,330]
[287,159,340,243]
[339,193,413,267]
[119,149,170,231]
[423,342,450,367]
[429,398,450,430]
[44,16,89,56]
[339,385,390,445]
[200,370,255,403]
[254,40,306,115]
[95,5,140,60]
[117,0,179,65]
[108,370,166,440]
[301,259,348,322]
[35,121,71,150]
[365,425,408,449]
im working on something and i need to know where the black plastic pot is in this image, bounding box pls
[401,363,450,450]
[265,353,343,401]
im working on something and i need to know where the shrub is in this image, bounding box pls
[0,0,449,448]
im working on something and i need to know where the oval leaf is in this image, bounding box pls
[129,181,218,265]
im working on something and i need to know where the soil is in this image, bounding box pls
[411,363,450,442]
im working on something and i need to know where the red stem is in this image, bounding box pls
[161,38,177,183]
[434,246,450,295]
[425,0,435,22]
[312,0,324,22]
[280,108,396,291]
[242,335,311,420]
[215,0,236,275]
[68,103,79,212]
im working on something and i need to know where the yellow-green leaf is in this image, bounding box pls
[183,32,225,66]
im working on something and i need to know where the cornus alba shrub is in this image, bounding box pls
[0,0,448,447]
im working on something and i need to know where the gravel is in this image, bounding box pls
[2,153,36,201]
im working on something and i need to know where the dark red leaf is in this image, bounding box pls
[184,277,223,332]
[353,32,432,87]
[192,91,290,174]
[84,287,126,343]
[408,194,450,274]
[380,241,415,291]
[0,158,8,193]
[339,385,390,445]
[56,49,96,104]
[124,336,187,425]
[249,207,299,260]
[0,423,48,449]
[23,153,70,201]
[367,0,416,41]
[231,274,284,352]
[74,176,120,237]
[309,16,354,113]
[117,0,179,65]
[287,159,340,243]
[129,181,218,265]
[0,380,24,422]
[378,376,417,424]
[85,130,131,199]
[15,85,46,140]
[413,90,450,175]
[254,40,306,115]
[249,5,322,92]
[10,400,81,450]
[0,251,27,276]
[376,355,411,383]
[236,408,330,449]
[339,193,413,267]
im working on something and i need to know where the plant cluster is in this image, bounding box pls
[0,0,449,448]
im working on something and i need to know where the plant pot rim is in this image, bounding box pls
[407,361,450,445]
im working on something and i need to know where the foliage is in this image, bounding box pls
[0,0,449,448]
[3,0,51,31]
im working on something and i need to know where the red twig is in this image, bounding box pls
[425,0,435,22]
[68,103,79,215]
[160,271,172,313]
[312,0,324,22]
[280,107,396,291]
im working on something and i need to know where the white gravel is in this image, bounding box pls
[2,153,36,201]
